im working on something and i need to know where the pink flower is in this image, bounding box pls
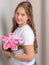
[11,43,18,50]
[19,38,24,45]
[9,33,14,38]
[8,38,14,44]
[0,33,24,53]
[8,42,12,48]
[3,43,9,49]
[14,38,19,44]
[0,36,8,42]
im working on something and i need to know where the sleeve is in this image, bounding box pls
[22,29,35,45]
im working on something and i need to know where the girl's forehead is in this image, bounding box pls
[15,7,28,16]
[16,7,26,12]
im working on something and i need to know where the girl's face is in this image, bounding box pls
[15,7,28,27]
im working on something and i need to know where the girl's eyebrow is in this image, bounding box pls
[21,13,25,16]
[16,11,25,15]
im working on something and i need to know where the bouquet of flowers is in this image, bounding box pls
[0,33,24,54]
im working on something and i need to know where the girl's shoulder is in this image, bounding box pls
[21,25,35,45]
[23,24,34,34]
[22,24,32,31]
[21,24,34,40]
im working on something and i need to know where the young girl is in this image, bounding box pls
[3,1,38,65]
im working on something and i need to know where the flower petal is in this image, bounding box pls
[0,36,8,42]
[3,43,9,49]
[11,44,18,50]
[19,38,24,45]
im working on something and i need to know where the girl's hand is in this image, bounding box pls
[2,50,11,59]
[2,43,11,59]
[2,50,11,56]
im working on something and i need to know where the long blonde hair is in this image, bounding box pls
[11,1,38,53]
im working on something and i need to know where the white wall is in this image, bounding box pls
[42,0,49,65]
[0,0,12,36]
[45,0,49,64]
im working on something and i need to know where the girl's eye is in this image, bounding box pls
[16,12,19,15]
[16,12,25,16]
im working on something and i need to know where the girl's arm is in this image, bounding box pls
[12,45,35,61]
[3,45,35,61]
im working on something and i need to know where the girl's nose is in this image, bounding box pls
[18,15,21,19]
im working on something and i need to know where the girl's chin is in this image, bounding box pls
[17,21,22,24]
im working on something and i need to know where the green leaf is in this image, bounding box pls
[18,45,23,49]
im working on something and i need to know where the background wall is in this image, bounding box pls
[42,0,49,65]
[0,0,49,65]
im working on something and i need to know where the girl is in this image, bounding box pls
[3,1,38,65]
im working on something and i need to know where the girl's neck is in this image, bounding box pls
[18,23,27,27]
